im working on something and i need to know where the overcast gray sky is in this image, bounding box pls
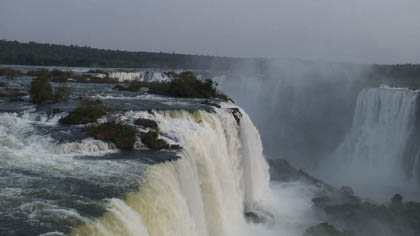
[1,0,420,64]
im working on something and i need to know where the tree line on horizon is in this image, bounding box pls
[1,40,420,85]
[0,40,242,70]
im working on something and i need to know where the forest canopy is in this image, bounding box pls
[0,40,241,70]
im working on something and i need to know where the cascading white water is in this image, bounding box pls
[107,72,171,82]
[0,102,320,236]
[71,107,271,236]
[322,87,419,200]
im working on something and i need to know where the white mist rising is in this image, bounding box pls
[318,87,420,201]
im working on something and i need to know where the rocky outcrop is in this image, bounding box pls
[134,118,159,130]
[268,158,420,236]
[140,130,170,150]
[201,100,221,108]
[60,99,107,125]
[268,158,335,193]
[84,121,137,149]
[228,107,242,125]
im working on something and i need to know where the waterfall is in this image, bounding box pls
[71,107,270,236]
[108,72,171,82]
[323,87,420,200]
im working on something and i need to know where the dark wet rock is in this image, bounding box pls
[90,149,180,164]
[0,81,7,87]
[141,130,170,150]
[245,212,266,224]
[134,118,159,130]
[303,222,351,236]
[170,144,182,150]
[60,99,107,125]
[311,192,420,236]
[201,100,221,108]
[85,121,137,149]
[268,158,335,193]
[312,196,331,207]
[244,209,274,224]
[338,186,354,196]
[228,107,242,124]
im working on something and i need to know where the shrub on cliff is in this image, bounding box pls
[85,121,137,149]
[60,98,107,124]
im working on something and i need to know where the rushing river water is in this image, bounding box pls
[0,70,321,236]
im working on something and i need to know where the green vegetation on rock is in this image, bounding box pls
[54,85,72,102]
[117,71,228,99]
[30,76,73,104]
[85,121,137,149]
[140,131,169,150]
[29,77,55,103]
[60,98,107,124]
[134,118,159,130]
[0,68,24,79]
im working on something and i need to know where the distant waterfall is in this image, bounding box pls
[71,107,270,236]
[324,87,420,199]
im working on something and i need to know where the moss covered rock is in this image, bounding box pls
[60,99,107,124]
[134,118,158,130]
[115,71,228,100]
[140,131,169,150]
[85,121,136,149]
